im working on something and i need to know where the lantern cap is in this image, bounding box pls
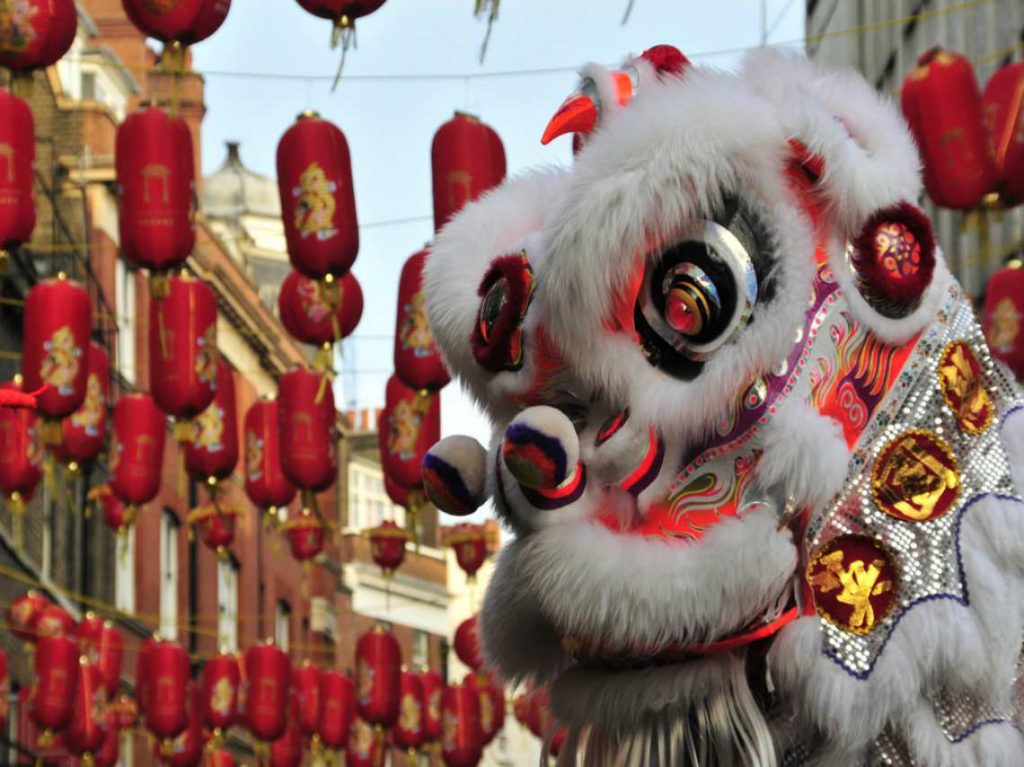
[454,110,481,123]
[298,109,321,121]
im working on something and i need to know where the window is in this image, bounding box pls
[159,511,179,640]
[80,71,96,101]
[115,260,136,383]
[217,557,239,651]
[275,600,291,652]
[114,526,136,613]
[412,630,428,668]
[347,461,405,531]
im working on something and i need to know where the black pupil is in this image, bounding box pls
[480,280,507,342]
[652,242,735,345]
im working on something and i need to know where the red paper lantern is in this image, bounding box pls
[143,639,190,743]
[22,273,92,425]
[512,693,528,727]
[900,48,996,210]
[983,262,1024,378]
[446,524,490,581]
[418,668,443,742]
[29,603,74,639]
[65,659,108,764]
[0,0,76,71]
[276,112,358,279]
[346,716,385,767]
[108,693,138,730]
[294,662,323,738]
[200,652,239,735]
[121,0,230,46]
[378,376,440,488]
[525,687,553,741]
[149,273,218,423]
[278,367,337,492]
[440,683,483,767]
[244,398,296,515]
[0,88,35,251]
[0,379,43,516]
[109,393,167,513]
[464,672,503,745]
[269,691,304,767]
[93,717,121,767]
[279,270,363,348]
[983,61,1024,208]
[355,625,401,727]
[243,641,291,742]
[29,634,79,739]
[281,507,326,563]
[75,617,122,699]
[393,669,424,756]
[383,474,419,509]
[5,591,48,643]
[116,107,196,285]
[453,616,482,671]
[184,357,238,483]
[319,670,354,752]
[90,484,131,534]
[394,250,450,392]
[160,682,203,767]
[59,341,109,470]
[432,112,506,233]
[136,635,159,716]
[368,520,410,576]
[188,501,240,556]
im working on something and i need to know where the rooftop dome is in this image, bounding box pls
[203,141,281,219]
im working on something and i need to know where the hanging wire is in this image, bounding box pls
[621,0,636,25]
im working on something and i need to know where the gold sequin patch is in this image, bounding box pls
[938,340,993,435]
[871,429,961,522]
[806,535,898,635]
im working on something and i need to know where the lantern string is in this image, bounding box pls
[39,0,997,86]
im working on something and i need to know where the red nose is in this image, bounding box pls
[541,93,598,145]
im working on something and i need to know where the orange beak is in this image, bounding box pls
[541,92,598,145]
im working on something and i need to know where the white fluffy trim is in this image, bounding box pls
[425,167,569,422]
[740,48,922,235]
[479,537,569,684]
[513,505,797,651]
[755,398,850,513]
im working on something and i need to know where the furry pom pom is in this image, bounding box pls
[755,398,850,512]
[850,201,936,316]
[421,435,489,516]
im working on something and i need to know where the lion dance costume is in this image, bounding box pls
[421,46,1024,766]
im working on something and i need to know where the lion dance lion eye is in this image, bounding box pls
[662,263,721,337]
[478,279,508,344]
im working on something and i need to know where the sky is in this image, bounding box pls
[191,0,805,521]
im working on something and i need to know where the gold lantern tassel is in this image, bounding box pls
[174,419,193,498]
[149,272,170,300]
[7,492,25,551]
[157,297,172,361]
[330,15,355,91]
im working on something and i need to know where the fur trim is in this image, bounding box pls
[514,505,797,650]
[999,407,1024,493]
[539,65,817,446]
[479,537,570,684]
[739,48,922,235]
[755,398,850,512]
[425,168,569,422]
